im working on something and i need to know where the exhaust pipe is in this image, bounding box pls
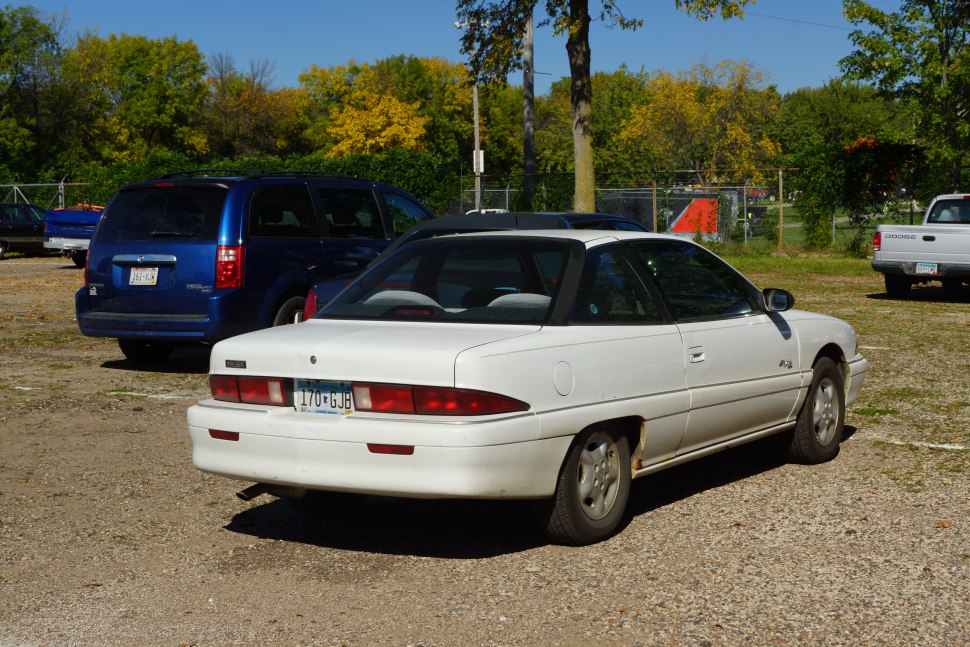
[236,483,308,501]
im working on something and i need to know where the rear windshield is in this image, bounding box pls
[927,199,970,224]
[96,186,228,242]
[317,238,571,324]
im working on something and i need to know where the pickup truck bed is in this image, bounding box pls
[44,207,103,267]
[872,195,970,297]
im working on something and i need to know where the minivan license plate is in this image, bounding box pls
[915,262,938,275]
[295,379,353,415]
[129,267,158,285]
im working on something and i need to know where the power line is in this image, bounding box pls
[747,11,853,32]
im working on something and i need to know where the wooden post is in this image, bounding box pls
[652,180,658,233]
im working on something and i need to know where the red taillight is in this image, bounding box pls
[210,375,240,402]
[352,383,528,416]
[210,375,286,406]
[238,376,286,405]
[215,245,245,289]
[303,288,318,321]
[367,443,415,455]
[413,387,528,415]
[873,231,881,252]
[352,383,415,413]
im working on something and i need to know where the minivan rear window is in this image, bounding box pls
[97,186,228,241]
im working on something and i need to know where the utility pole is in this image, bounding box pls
[522,6,536,210]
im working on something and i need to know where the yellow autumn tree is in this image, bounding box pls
[619,59,780,184]
[323,91,429,157]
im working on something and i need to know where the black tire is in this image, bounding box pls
[272,296,306,326]
[0,240,8,260]
[118,339,176,364]
[289,490,366,518]
[942,278,963,296]
[69,250,87,268]
[787,357,845,464]
[533,424,631,545]
[884,274,911,297]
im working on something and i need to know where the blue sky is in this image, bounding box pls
[20,0,898,95]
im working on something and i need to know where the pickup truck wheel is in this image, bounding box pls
[272,296,305,326]
[533,424,630,545]
[68,250,86,267]
[0,241,8,260]
[118,339,176,364]
[884,274,911,298]
[787,357,845,464]
[942,278,963,295]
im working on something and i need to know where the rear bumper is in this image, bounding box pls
[75,287,253,342]
[45,237,90,252]
[872,259,970,279]
[187,400,570,499]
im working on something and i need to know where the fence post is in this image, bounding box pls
[652,180,658,232]
[777,168,784,252]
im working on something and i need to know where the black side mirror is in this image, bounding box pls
[763,288,795,312]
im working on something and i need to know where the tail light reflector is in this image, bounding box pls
[872,231,881,252]
[216,245,245,289]
[367,443,415,455]
[209,430,239,441]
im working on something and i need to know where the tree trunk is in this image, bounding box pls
[566,0,595,212]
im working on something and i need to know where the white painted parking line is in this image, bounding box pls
[853,435,968,451]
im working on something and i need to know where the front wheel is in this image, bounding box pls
[272,296,306,326]
[533,425,631,545]
[786,357,845,464]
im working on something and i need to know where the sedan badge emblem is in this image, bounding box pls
[779,359,793,369]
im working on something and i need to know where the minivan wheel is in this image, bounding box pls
[118,339,176,364]
[272,296,306,326]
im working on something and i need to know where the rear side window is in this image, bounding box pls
[97,186,227,242]
[570,245,662,324]
[248,186,318,237]
[385,192,433,235]
[315,187,386,239]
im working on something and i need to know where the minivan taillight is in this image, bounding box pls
[216,245,245,289]
[303,288,318,321]
[872,231,881,252]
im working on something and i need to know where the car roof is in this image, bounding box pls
[418,228,684,246]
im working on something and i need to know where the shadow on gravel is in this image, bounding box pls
[101,345,211,374]
[865,286,970,303]
[224,431,859,557]
[226,496,544,558]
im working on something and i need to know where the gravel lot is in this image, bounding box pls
[1,255,967,646]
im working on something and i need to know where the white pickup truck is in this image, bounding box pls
[872,194,970,297]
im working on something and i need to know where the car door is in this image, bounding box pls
[629,239,801,455]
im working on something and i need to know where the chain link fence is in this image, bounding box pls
[449,169,936,252]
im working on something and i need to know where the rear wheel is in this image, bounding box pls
[533,424,631,545]
[0,240,8,260]
[786,357,845,464]
[272,296,306,326]
[68,250,86,268]
[884,274,911,297]
[118,339,176,364]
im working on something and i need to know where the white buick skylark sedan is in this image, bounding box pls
[188,230,868,545]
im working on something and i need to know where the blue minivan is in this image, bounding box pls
[76,171,435,362]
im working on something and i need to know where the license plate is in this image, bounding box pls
[295,379,353,415]
[915,262,938,275]
[129,267,159,286]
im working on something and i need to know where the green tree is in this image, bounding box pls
[456,0,751,211]
[618,59,780,184]
[65,32,208,162]
[0,4,62,178]
[841,0,970,191]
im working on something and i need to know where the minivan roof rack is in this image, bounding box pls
[244,171,357,181]
[159,169,258,179]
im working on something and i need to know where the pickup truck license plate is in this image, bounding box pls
[295,379,353,415]
[915,263,938,275]
[129,267,158,285]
